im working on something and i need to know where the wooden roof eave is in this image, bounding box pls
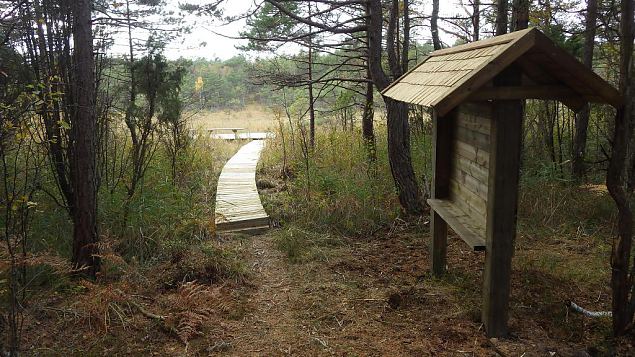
[514,55,588,111]
[429,28,532,56]
[532,30,623,108]
[383,27,622,115]
[431,29,539,116]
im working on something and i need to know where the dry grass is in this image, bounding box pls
[187,104,277,132]
[18,135,250,355]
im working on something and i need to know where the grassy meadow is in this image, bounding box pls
[188,104,277,132]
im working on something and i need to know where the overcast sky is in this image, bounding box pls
[163,0,254,60]
[122,0,487,61]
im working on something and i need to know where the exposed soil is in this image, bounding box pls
[213,225,631,356]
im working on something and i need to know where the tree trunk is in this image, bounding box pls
[362,68,376,163]
[308,52,315,148]
[363,5,377,166]
[366,0,423,214]
[572,0,597,179]
[308,1,316,148]
[511,0,529,31]
[401,0,410,74]
[496,0,509,35]
[32,1,74,212]
[431,0,442,50]
[606,0,634,336]
[473,0,481,41]
[385,97,423,214]
[71,0,100,278]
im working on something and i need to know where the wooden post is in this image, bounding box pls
[430,109,454,276]
[482,66,523,337]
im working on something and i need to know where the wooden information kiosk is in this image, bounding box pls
[383,28,622,337]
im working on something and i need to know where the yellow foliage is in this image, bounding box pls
[194,76,204,93]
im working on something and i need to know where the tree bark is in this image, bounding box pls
[496,0,509,35]
[307,1,316,148]
[71,0,100,278]
[385,97,423,214]
[511,0,529,31]
[401,0,410,74]
[606,0,634,336]
[367,0,423,214]
[572,0,597,179]
[431,0,442,50]
[308,47,315,148]
[362,66,376,163]
[32,0,74,212]
[472,0,481,41]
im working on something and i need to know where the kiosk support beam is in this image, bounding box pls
[430,109,454,276]
[482,66,523,337]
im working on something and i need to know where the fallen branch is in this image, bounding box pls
[115,288,180,338]
[566,300,612,318]
[129,300,166,320]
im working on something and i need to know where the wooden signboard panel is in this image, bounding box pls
[449,103,492,231]
[428,96,520,338]
[429,102,492,260]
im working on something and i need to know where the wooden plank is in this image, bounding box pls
[217,217,270,231]
[467,85,584,101]
[456,125,490,151]
[482,66,523,338]
[430,109,455,276]
[428,199,486,251]
[214,140,270,234]
[455,140,489,168]
[450,191,484,231]
[449,178,487,218]
[454,154,489,184]
[452,164,489,199]
[457,108,491,136]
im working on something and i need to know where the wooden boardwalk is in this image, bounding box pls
[215,140,270,234]
[210,132,272,140]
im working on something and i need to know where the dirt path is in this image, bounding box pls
[217,227,608,357]
[221,229,494,356]
[226,233,320,355]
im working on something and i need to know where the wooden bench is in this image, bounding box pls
[428,199,486,251]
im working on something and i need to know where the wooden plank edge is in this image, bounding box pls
[427,199,486,251]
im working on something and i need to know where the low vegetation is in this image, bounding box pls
[254,118,630,354]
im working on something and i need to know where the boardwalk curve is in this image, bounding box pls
[215,140,270,234]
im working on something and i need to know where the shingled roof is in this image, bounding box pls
[382,28,622,116]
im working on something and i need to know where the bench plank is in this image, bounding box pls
[427,199,486,251]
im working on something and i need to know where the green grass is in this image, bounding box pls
[260,126,428,237]
[157,240,250,289]
[273,225,343,264]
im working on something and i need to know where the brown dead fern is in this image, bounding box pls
[167,281,222,345]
